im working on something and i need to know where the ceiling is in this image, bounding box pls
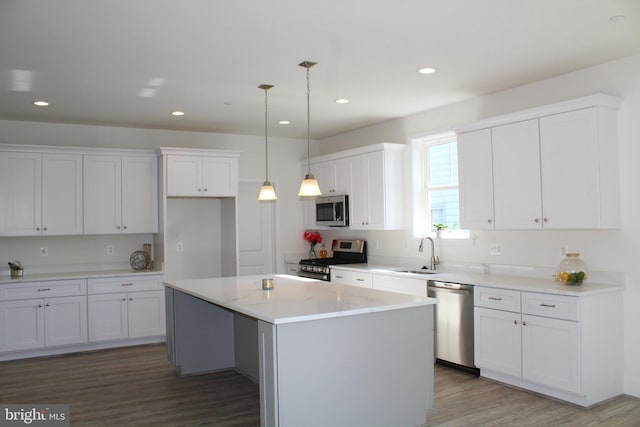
[1,0,639,140]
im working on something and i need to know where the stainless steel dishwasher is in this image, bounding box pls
[427,280,479,374]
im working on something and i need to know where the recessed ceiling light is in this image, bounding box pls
[418,67,437,75]
[609,15,626,23]
[335,98,350,104]
[171,111,185,116]
[33,100,49,106]
[279,120,291,125]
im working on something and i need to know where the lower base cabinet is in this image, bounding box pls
[0,279,88,353]
[474,286,622,406]
[88,276,165,342]
[0,296,87,352]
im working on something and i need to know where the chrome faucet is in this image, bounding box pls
[418,237,439,270]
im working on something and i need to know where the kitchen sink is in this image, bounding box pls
[393,268,438,275]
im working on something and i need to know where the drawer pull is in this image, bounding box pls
[45,303,50,307]
[38,304,43,308]
[37,288,51,292]
[488,296,502,301]
[121,283,134,286]
[336,275,344,279]
[356,278,365,282]
[540,303,556,308]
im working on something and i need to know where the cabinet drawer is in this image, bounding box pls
[88,276,162,294]
[521,292,580,321]
[0,279,87,301]
[475,287,521,312]
[372,274,427,297]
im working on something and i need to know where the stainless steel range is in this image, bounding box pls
[297,239,367,281]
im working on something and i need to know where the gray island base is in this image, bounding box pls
[164,274,436,427]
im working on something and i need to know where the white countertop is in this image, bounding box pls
[0,268,164,285]
[332,264,623,296]
[163,274,437,325]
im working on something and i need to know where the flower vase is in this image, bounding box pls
[309,244,318,259]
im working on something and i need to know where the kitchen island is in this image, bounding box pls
[164,274,437,427]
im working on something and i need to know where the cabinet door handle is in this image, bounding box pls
[523,321,527,326]
[203,188,208,192]
[45,303,50,307]
[123,225,127,230]
[197,188,202,192]
[336,275,344,279]
[513,320,518,325]
[122,283,133,286]
[543,218,549,223]
[38,288,51,292]
[540,303,556,308]
[487,219,493,224]
[129,298,133,301]
[36,227,40,231]
[534,218,540,223]
[38,304,43,308]
[356,278,365,282]
[116,225,121,230]
[43,227,47,231]
[488,296,502,301]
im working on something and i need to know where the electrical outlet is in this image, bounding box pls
[40,246,48,257]
[176,242,184,252]
[107,245,114,255]
[489,243,502,255]
[560,245,569,258]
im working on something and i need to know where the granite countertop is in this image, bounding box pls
[0,268,164,285]
[164,274,436,325]
[330,263,623,296]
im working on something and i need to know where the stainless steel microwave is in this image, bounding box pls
[316,195,349,227]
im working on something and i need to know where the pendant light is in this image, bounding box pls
[258,84,277,201]
[297,60,322,197]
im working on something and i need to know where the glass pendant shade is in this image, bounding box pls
[258,181,277,200]
[297,174,322,196]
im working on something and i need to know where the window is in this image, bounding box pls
[411,132,468,238]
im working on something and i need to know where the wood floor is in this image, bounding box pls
[1,344,639,426]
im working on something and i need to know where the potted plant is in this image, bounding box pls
[433,223,448,238]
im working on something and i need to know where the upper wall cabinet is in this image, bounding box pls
[0,150,82,236]
[164,153,239,197]
[84,154,158,235]
[303,143,405,230]
[457,94,622,230]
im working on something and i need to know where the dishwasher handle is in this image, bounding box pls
[428,280,474,291]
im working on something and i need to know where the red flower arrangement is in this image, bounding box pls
[303,230,323,258]
[303,230,323,245]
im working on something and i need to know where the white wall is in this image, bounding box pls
[0,121,312,273]
[320,53,640,397]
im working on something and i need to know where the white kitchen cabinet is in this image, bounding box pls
[331,268,372,288]
[166,155,237,197]
[0,151,82,236]
[372,274,428,297]
[457,129,495,229]
[350,146,404,230]
[0,279,88,353]
[474,285,622,406]
[84,154,158,234]
[317,158,351,195]
[87,276,165,342]
[492,119,543,229]
[539,107,619,228]
[457,95,621,230]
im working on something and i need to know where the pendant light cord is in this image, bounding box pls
[264,87,269,181]
[306,65,311,175]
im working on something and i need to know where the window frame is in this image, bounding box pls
[411,131,468,239]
